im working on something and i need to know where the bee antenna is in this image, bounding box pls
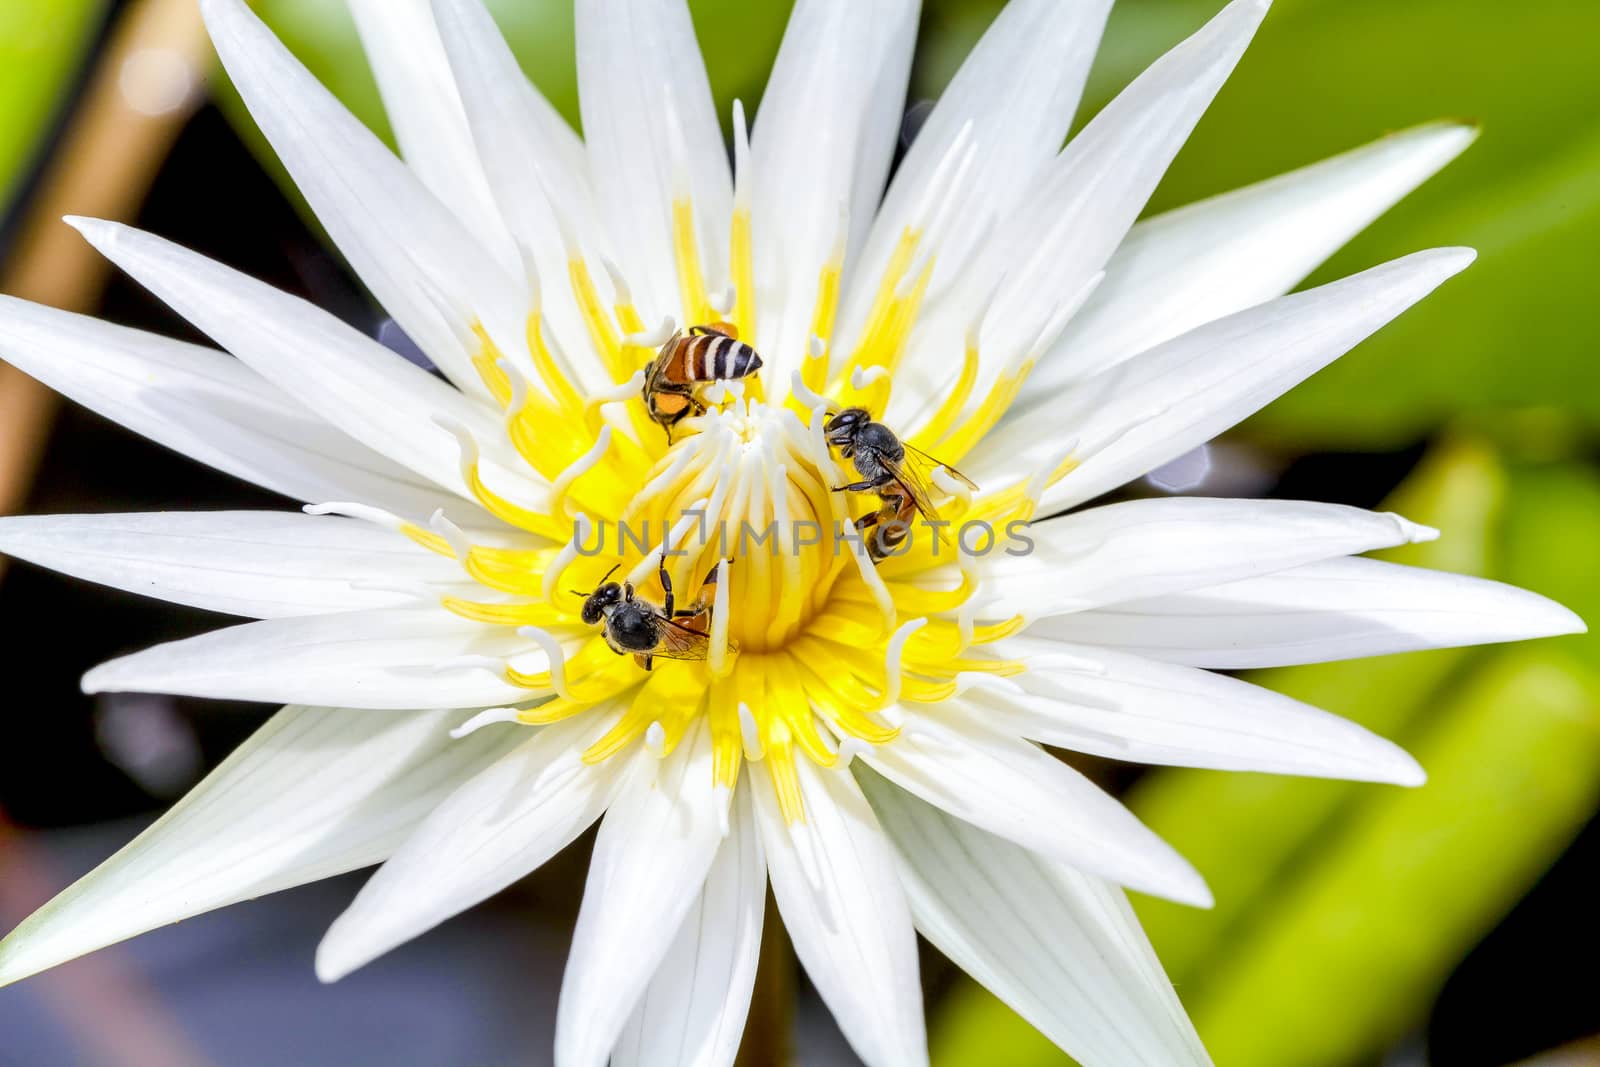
[601,564,620,582]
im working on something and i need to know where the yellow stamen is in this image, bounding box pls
[672,198,715,327]
[569,257,625,380]
[730,207,756,341]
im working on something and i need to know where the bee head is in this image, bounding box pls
[579,577,625,625]
[825,407,870,446]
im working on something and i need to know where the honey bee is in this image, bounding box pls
[824,407,979,560]
[641,322,763,440]
[577,562,733,670]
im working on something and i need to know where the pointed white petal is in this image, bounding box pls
[754,760,928,1067]
[842,0,919,270]
[1020,121,1478,397]
[429,0,591,224]
[1028,556,1586,669]
[200,0,524,398]
[431,0,612,392]
[576,0,732,318]
[316,710,625,980]
[0,296,459,517]
[0,511,463,618]
[984,0,1269,294]
[81,607,543,709]
[613,785,765,1067]
[69,219,538,505]
[843,0,1111,346]
[862,711,1210,906]
[346,0,515,272]
[983,638,1424,784]
[751,0,919,388]
[974,248,1476,509]
[860,773,1212,1067]
[0,705,521,987]
[556,723,726,1067]
[979,497,1436,618]
[891,0,1268,413]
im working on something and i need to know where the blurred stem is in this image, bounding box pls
[1192,648,1600,1067]
[0,0,211,527]
[736,892,795,1067]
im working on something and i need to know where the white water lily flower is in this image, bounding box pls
[0,0,1583,1063]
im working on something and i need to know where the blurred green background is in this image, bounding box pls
[1,1,1595,1065]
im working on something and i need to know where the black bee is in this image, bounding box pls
[577,562,732,670]
[824,407,978,560]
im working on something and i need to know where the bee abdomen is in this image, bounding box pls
[684,333,763,383]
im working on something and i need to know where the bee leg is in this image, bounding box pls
[635,652,654,672]
[832,479,879,493]
[659,565,675,618]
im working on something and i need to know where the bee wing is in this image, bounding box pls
[650,617,715,661]
[901,441,980,493]
[878,450,944,524]
[644,339,678,387]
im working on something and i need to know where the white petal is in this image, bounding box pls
[81,606,542,709]
[346,0,515,272]
[891,0,1268,415]
[201,0,525,398]
[750,0,919,388]
[0,296,458,517]
[841,0,919,271]
[973,248,1476,509]
[0,705,521,987]
[0,511,463,618]
[843,0,1111,345]
[860,773,1212,1067]
[69,219,538,506]
[555,722,726,1067]
[985,0,1268,292]
[753,760,927,1067]
[316,710,625,981]
[1019,121,1478,398]
[613,785,765,1067]
[431,0,612,391]
[979,497,1436,618]
[1028,556,1586,669]
[862,710,1210,906]
[576,0,732,319]
[983,638,1424,784]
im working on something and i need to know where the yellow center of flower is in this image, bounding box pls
[366,188,1079,822]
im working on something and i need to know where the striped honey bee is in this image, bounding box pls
[641,322,763,440]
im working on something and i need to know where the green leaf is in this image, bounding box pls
[0,0,104,215]
[1500,459,1600,670]
[1191,648,1600,1067]
[915,0,1600,448]
[1138,0,1600,447]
